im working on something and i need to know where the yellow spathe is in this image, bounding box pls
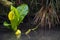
[15,29,21,36]
[8,11,15,20]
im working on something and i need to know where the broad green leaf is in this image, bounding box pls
[10,13,19,31]
[10,6,19,31]
[17,4,29,23]
[11,5,20,20]
[17,4,29,16]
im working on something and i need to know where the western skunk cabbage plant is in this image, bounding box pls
[3,4,29,38]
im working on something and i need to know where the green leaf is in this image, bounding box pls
[17,4,29,23]
[3,21,10,28]
[11,5,20,20]
[17,4,29,16]
[10,15,19,31]
[10,6,19,31]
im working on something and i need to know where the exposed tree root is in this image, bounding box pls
[34,2,59,29]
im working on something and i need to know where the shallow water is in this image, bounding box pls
[0,29,60,40]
